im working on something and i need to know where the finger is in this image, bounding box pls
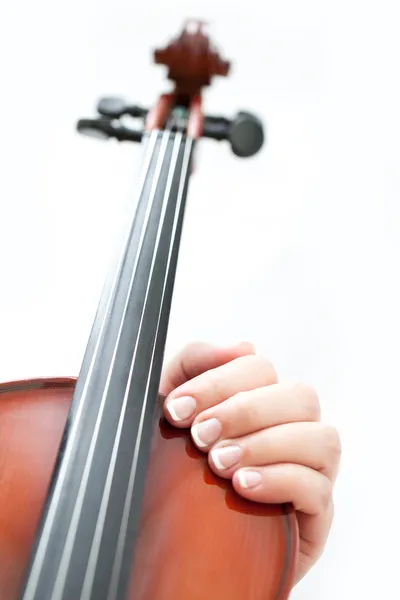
[232,463,332,515]
[190,382,321,450]
[208,422,341,482]
[159,341,255,397]
[231,463,334,582]
[295,502,334,582]
[164,353,278,427]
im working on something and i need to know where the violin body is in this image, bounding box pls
[0,378,297,600]
[0,20,298,600]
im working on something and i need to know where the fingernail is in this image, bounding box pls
[211,445,242,470]
[167,396,196,421]
[237,470,262,489]
[191,418,222,448]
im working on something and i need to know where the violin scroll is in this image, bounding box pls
[153,20,230,97]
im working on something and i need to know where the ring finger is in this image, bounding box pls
[208,421,341,482]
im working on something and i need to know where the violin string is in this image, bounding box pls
[50,129,173,600]
[79,131,184,600]
[107,135,193,600]
[21,130,159,600]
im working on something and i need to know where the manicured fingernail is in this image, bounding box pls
[191,418,222,448]
[237,470,262,489]
[211,445,242,470]
[167,396,196,421]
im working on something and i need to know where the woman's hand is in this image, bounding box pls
[160,341,341,585]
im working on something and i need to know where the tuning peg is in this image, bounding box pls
[97,97,148,120]
[77,118,113,139]
[228,111,264,158]
[97,97,127,118]
[76,117,143,143]
[201,111,264,157]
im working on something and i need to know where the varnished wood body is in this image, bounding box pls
[0,378,297,600]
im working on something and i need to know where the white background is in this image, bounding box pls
[1,0,399,597]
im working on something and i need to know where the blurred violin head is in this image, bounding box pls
[76,20,265,158]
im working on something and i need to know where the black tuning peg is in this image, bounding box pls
[97,97,148,120]
[77,118,114,139]
[97,97,126,118]
[202,111,264,157]
[77,101,264,157]
[228,112,264,158]
[76,118,143,143]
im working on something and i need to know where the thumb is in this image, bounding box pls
[159,341,255,397]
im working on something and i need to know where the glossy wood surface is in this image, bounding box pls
[0,378,297,600]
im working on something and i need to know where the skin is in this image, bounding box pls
[159,341,341,586]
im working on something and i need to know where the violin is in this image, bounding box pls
[0,20,298,600]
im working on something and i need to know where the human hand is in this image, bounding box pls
[160,341,341,584]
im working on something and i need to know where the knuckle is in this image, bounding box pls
[248,354,278,383]
[323,425,342,463]
[219,390,253,429]
[291,382,321,420]
[199,369,227,404]
[205,368,226,395]
[182,340,207,356]
[231,393,253,424]
[317,476,333,512]
[231,389,248,404]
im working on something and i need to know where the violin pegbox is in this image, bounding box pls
[76,20,265,158]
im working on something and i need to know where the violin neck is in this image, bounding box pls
[20,129,194,600]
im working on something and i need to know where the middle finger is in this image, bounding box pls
[190,381,320,449]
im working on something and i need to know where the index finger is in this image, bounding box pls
[159,341,255,396]
[163,354,277,427]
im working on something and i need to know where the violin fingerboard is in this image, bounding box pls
[20,130,194,600]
